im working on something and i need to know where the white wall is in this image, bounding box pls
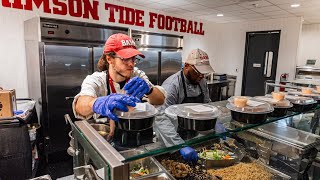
[0,0,303,97]
[0,0,210,98]
[207,17,303,95]
[298,24,320,66]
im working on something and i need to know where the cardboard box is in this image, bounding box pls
[0,89,17,118]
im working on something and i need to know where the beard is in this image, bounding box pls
[186,71,199,85]
[111,64,132,79]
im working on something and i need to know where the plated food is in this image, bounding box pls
[198,149,235,161]
[130,164,150,179]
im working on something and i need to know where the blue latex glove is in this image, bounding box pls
[92,94,140,121]
[124,77,150,99]
[180,147,198,162]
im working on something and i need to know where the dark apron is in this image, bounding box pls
[180,70,204,103]
[179,70,204,139]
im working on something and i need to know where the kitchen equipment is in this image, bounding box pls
[295,66,320,80]
[254,96,293,117]
[230,121,320,179]
[121,149,164,179]
[24,17,128,161]
[113,102,158,147]
[115,103,158,131]
[90,124,110,139]
[165,103,221,131]
[227,96,274,124]
[132,30,183,85]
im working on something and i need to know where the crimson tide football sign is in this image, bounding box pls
[1,0,205,35]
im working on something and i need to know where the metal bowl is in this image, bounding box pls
[177,116,217,131]
[201,157,238,168]
[90,124,110,138]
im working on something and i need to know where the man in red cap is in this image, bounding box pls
[73,33,166,139]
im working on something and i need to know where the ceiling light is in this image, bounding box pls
[291,4,300,8]
[217,14,224,17]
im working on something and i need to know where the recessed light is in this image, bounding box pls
[217,14,224,17]
[291,4,300,8]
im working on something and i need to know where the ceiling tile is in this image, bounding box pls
[252,5,282,12]
[266,0,308,5]
[238,0,272,9]
[238,13,265,19]
[269,14,297,18]
[158,0,193,7]
[195,0,237,8]
[162,7,187,14]
[262,10,290,16]
[180,3,208,11]
[118,0,153,6]
[215,5,246,12]
[144,3,171,10]
[228,9,257,15]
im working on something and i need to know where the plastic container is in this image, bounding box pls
[254,96,293,117]
[165,103,221,131]
[227,97,274,124]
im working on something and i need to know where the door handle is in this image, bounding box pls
[65,96,75,100]
[264,51,273,78]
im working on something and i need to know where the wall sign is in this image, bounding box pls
[1,0,205,35]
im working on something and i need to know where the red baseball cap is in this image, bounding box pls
[103,33,145,58]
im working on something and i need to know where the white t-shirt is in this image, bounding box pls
[72,67,166,120]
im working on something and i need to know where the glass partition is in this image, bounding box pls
[121,101,320,162]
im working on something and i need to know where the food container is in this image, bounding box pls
[227,97,274,124]
[271,92,285,101]
[90,124,110,138]
[287,90,320,104]
[198,149,239,168]
[120,149,164,179]
[115,102,158,131]
[233,96,248,108]
[301,87,313,95]
[165,103,221,131]
[284,94,317,112]
[254,96,293,117]
[316,86,320,92]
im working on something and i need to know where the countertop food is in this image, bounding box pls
[208,162,272,180]
[130,163,150,179]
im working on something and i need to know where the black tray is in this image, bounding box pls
[231,110,269,124]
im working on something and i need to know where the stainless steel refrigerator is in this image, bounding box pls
[24,18,183,162]
[24,17,128,161]
[132,31,183,85]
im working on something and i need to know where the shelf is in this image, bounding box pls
[73,101,320,163]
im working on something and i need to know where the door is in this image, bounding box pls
[242,31,281,96]
[44,44,91,153]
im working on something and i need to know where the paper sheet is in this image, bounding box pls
[185,105,213,112]
[134,103,146,111]
[247,100,265,107]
